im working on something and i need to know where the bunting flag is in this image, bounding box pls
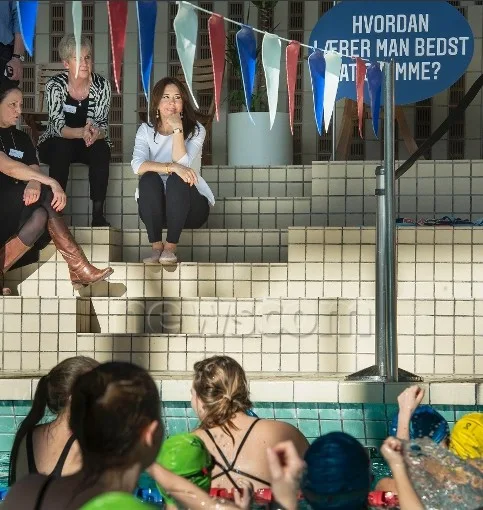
[174,2,199,108]
[236,25,257,122]
[367,62,383,137]
[107,1,128,94]
[262,33,281,129]
[136,0,157,100]
[72,1,82,77]
[323,51,342,132]
[308,50,326,136]
[286,40,300,136]
[17,1,38,57]
[208,14,225,122]
[356,58,366,138]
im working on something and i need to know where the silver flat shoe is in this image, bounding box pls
[159,250,178,265]
[143,248,162,264]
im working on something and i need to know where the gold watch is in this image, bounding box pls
[173,128,183,134]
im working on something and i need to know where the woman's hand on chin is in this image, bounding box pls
[23,180,41,206]
[165,113,183,131]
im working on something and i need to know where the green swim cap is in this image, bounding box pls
[79,491,157,510]
[156,433,213,506]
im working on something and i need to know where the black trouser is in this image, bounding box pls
[38,137,111,201]
[0,43,18,87]
[138,171,209,244]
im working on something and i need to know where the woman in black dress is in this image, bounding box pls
[0,82,113,295]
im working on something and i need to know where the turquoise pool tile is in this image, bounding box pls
[366,421,388,440]
[0,435,14,451]
[342,420,365,439]
[252,403,275,419]
[432,405,455,421]
[318,404,341,420]
[163,402,188,418]
[274,403,297,419]
[0,417,15,434]
[298,419,321,438]
[455,406,478,420]
[188,418,199,431]
[165,418,189,436]
[320,420,342,433]
[341,404,363,420]
[13,401,31,417]
[280,419,297,428]
[0,402,13,417]
[296,403,319,419]
[363,404,387,421]
[186,406,197,418]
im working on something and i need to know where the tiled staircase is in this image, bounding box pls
[1,161,483,407]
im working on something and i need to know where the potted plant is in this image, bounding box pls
[226,0,293,166]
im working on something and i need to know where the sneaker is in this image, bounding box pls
[159,249,178,265]
[143,248,163,264]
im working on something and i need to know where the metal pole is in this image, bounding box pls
[332,105,337,160]
[375,166,387,378]
[331,0,337,161]
[383,60,398,382]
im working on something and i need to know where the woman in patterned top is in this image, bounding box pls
[0,82,113,295]
[37,34,111,227]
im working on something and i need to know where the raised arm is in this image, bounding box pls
[173,123,206,169]
[396,386,425,440]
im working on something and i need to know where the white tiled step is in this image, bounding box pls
[0,295,470,376]
[206,197,321,228]
[7,262,290,299]
[0,373,481,405]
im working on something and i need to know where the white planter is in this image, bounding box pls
[228,112,293,166]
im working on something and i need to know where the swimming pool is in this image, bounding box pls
[0,400,479,501]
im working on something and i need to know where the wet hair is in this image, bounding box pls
[302,432,371,510]
[192,356,252,442]
[58,34,92,61]
[0,81,21,104]
[69,361,162,482]
[8,356,99,485]
[148,77,202,142]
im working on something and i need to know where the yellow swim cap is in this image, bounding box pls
[449,413,483,460]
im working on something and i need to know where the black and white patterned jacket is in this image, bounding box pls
[38,72,112,146]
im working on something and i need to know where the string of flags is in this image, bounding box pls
[16,0,386,137]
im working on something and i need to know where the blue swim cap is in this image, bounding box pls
[301,432,371,510]
[390,405,449,443]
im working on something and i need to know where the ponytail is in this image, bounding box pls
[8,375,49,485]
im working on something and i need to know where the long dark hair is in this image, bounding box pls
[193,356,252,443]
[69,361,162,484]
[8,356,99,485]
[149,76,205,141]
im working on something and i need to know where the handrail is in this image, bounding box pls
[395,72,483,180]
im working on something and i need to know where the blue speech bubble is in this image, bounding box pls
[309,1,474,105]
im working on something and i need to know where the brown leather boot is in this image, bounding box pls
[0,236,31,295]
[47,217,113,290]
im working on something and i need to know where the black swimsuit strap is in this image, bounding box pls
[26,430,38,474]
[204,419,270,488]
[51,435,76,478]
[231,418,260,466]
[34,476,54,510]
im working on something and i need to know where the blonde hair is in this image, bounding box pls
[193,356,252,441]
[58,34,92,61]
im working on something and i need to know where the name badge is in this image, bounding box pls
[9,148,24,159]
[63,104,77,114]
